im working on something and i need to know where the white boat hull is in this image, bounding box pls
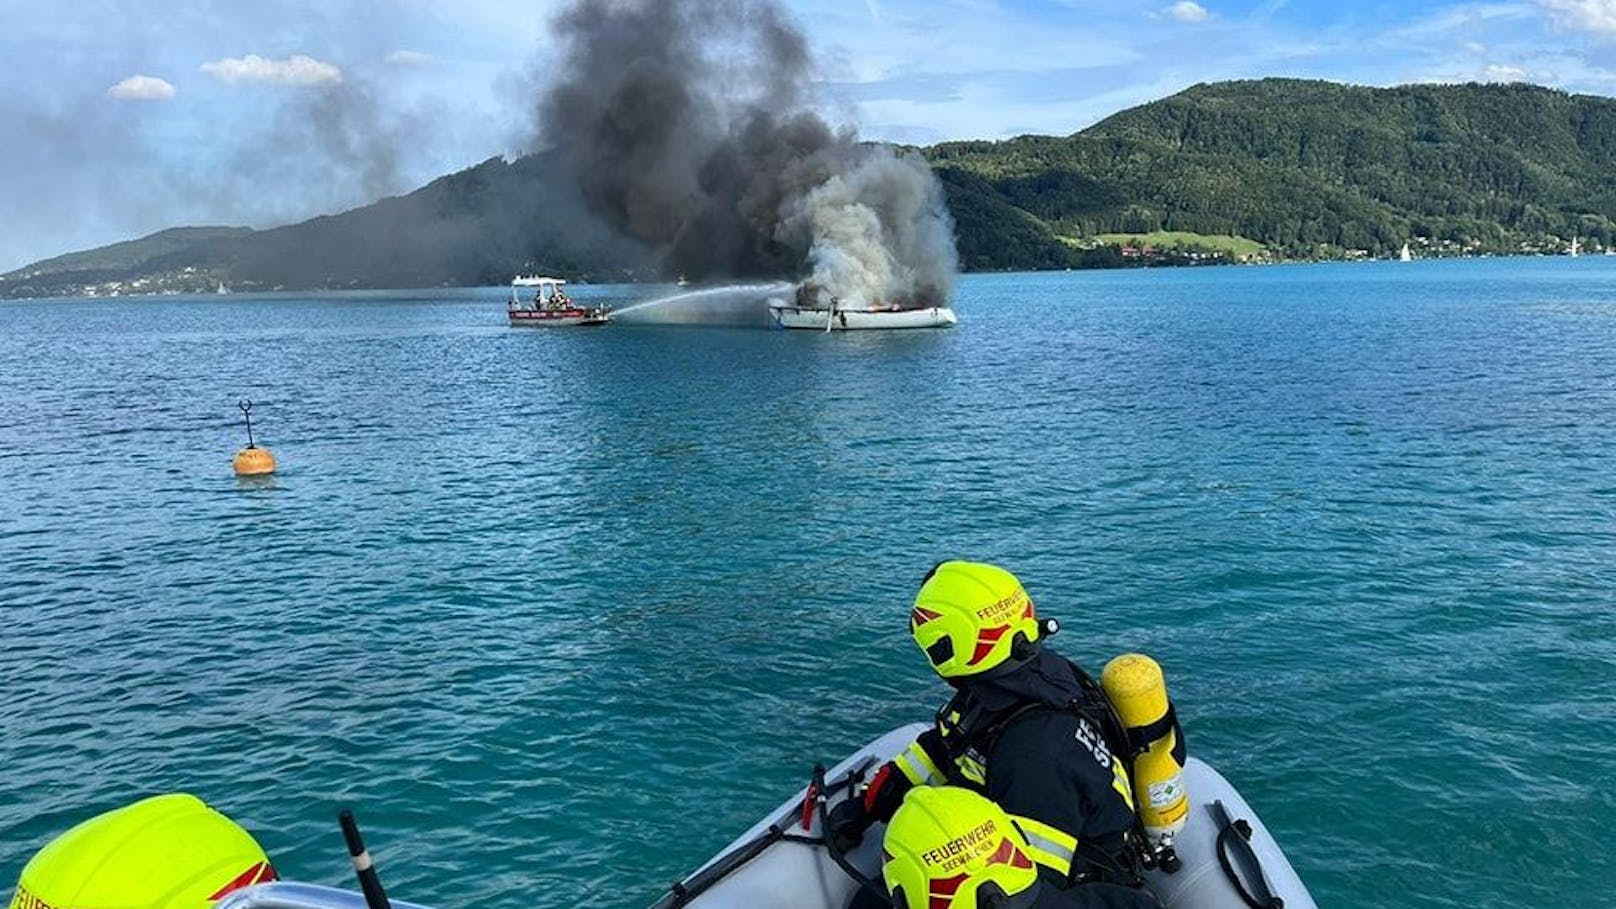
[769,305,956,331]
[648,723,1316,909]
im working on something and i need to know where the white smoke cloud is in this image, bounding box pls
[201,54,343,86]
[106,75,176,100]
[797,175,900,307]
[784,146,955,306]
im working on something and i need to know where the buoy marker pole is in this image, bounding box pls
[338,809,393,909]
[239,399,257,449]
[232,399,277,476]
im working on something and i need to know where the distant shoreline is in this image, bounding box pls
[4,251,1605,304]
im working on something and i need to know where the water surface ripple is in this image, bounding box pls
[3,261,1614,909]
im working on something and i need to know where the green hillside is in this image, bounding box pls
[931,78,1615,266]
[6,79,1613,297]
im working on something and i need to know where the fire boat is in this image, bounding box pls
[507,276,610,327]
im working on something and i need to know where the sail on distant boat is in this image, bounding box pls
[1399,242,1412,262]
[1570,236,1580,258]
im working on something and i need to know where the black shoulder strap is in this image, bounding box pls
[1127,702,1188,766]
[1067,661,1136,760]
[1065,661,1160,886]
[936,694,1040,768]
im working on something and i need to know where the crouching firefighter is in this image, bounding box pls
[829,561,1162,909]
[882,786,1151,909]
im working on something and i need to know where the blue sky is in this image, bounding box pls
[5,0,1616,270]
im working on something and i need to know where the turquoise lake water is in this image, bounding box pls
[2,259,1614,909]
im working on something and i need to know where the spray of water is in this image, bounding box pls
[611,282,793,326]
[532,0,957,309]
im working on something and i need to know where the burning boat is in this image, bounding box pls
[767,283,956,331]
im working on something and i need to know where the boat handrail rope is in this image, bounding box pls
[814,761,887,905]
[1210,800,1284,909]
[650,757,881,909]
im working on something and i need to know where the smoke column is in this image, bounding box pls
[534,0,957,307]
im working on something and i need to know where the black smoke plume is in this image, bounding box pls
[534,0,956,306]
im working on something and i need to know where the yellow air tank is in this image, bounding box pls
[1102,653,1189,845]
[9,792,277,909]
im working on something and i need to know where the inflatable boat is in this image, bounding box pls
[647,723,1315,909]
[10,729,1313,909]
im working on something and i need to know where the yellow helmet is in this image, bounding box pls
[10,793,276,909]
[910,561,1043,679]
[881,787,1041,909]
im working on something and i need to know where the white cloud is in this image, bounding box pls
[1485,63,1530,79]
[385,50,433,66]
[1539,0,1616,34]
[200,54,342,86]
[1164,1,1210,22]
[106,75,175,100]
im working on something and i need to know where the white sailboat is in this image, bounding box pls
[767,283,956,331]
[1570,236,1580,258]
[1399,242,1412,262]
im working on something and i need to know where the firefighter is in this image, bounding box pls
[830,561,1159,908]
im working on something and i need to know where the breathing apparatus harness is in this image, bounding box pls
[928,633,1186,890]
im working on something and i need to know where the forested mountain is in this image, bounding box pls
[6,79,1613,297]
[934,79,1616,268]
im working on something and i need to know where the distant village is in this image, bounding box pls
[5,266,296,300]
[1083,233,1596,267]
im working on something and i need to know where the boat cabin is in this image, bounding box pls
[509,276,575,311]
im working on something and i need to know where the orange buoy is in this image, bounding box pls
[232,400,277,476]
[233,446,277,476]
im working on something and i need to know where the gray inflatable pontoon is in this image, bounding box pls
[648,724,1315,909]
